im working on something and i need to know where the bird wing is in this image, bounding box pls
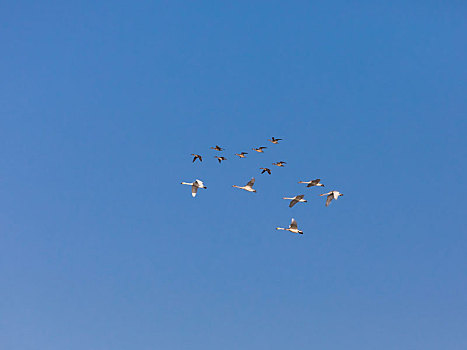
[246,178,255,187]
[289,200,298,208]
[296,194,305,200]
[290,218,298,229]
[326,194,333,207]
[192,185,198,197]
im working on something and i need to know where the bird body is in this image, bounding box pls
[298,178,324,187]
[181,179,207,197]
[232,178,256,192]
[282,194,307,208]
[320,190,343,206]
[276,218,303,234]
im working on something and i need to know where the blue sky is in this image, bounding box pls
[1,1,466,349]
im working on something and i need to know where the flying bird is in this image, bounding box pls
[232,178,256,193]
[252,146,267,153]
[268,137,282,144]
[276,218,303,234]
[180,179,207,197]
[191,154,203,162]
[320,190,344,207]
[210,145,224,151]
[214,156,226,163]
[260,167,271,174]
[298,178,325,187]
[282,194,307,208]
[272,161,286,167]
[235,152,248,158]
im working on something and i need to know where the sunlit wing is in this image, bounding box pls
[290,218,298,229]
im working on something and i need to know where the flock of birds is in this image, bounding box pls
[181,137,344,235]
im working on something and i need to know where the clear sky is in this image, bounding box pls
[1,1,466,349]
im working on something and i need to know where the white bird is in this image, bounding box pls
[232,178,256,193]
[320,190,343,207]
[252,146,267,153]
[298,178,324,187]
[282,194,307,208]
[214,156,226,163]
[268,137,282,144]
[276,218,303,234]
[235,152,248,158]
[191,154,203,162]
[180,179,207,197]
[272,161,286,167]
